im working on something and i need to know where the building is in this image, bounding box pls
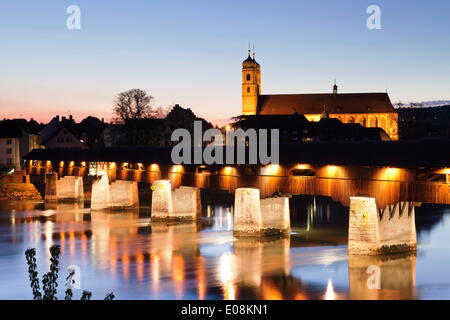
[231,114,391,143]
[40,116,86,149]
[103,104,213,147]
[241,51,399,140]
[397,105,450,140]
[0,125,21,170]
[0,120,41,170]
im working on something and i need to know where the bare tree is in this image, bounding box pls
[113,89,154,123]
[153,105,172,119]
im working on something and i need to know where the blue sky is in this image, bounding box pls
[0,0,449,123]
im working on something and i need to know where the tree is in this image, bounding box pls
[153,105,172,119]
[113,89,154,123]
[25,245,114,300]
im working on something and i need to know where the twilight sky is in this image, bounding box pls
[1,0,449,124]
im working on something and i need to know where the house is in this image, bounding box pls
[40,116,86,149]
[0,123,23,170]
[0,120,42,170]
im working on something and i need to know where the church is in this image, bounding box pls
[241,51,399,140]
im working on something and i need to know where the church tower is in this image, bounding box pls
[242,50,261,115]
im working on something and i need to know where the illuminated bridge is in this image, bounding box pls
[25,140,450,208]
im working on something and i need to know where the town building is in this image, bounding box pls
[0,124,21,170]
[241,51,399,140]
[0,120,41,170]
[231,114,391,143]
[40,116,86,149]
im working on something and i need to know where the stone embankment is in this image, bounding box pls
[0,182,42,200]
[0,170,42,201]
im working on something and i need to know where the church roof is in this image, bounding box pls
[242,54,259,69]
[257,92,395,115]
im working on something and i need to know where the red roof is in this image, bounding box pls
[257,92,396,115]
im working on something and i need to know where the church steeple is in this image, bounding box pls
[242,48,261,115]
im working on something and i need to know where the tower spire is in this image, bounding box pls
[242,46,261,116]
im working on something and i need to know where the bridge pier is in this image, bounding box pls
[151,180,201,221]
[172,186,201,220]
[44,173,58,202]
[233,188,290,237]
[57,176,83,202]
[151,180,173,220]
[109,180,139,209]
[348,197,416,255]
[91,175,139,210]
[260,197,291,234]
[44,173,83,202]
[91,175,109,210]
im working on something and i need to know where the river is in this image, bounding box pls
[0,196,449,300]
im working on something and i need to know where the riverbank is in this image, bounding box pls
[0,183,42,201]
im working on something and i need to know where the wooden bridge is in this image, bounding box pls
[24,141,450,208]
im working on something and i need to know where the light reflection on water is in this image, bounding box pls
[0,198,449,300]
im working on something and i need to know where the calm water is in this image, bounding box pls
[0,197,449,300]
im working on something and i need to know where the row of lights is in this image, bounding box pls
[32,160,450,180]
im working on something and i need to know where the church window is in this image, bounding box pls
[380,117,387,132]
[246,74,251,81]
[247,87,250,93]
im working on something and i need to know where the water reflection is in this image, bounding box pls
[0,199,449,299]
[348,253,417,300]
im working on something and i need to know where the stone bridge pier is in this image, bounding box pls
[348,197,417,255]
[44,172,83,202]
[90,174,139,210]
[233,188,290,237]
[151,180,201,221]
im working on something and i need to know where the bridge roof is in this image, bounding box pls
[24,140,450,168]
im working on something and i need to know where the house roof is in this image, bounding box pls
[257,93,396,115]
[0,123,22,138]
